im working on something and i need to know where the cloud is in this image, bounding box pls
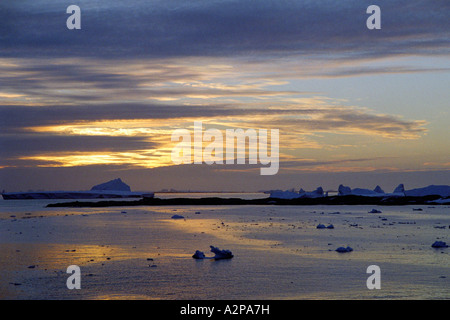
[0,100,427,138]
[0,102,427,171]
[1,0,448,60]
[0,0,446,191]
[0,134,156,158]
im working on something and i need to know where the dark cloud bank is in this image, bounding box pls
[1,0,449,60]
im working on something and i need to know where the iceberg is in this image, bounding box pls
[192,250,206,259]
[269,183,450,200]
[338,185,352,196]
[1,178,152,200]
[431,241,448,248]
[316,223,334,229]
[405,185,450,198]
[374,185,385,194]
[351,188,380,196]
[393,184,405,195]
[335,246,353,253]
[192,246,234,260]
[268,189,302,199]
[338,184,406,197]
[91,178,131,192]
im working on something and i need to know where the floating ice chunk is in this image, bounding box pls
[317,223,334,229]
[192,246,234,260]
[335,246,353,253]
[210,246,234,260]
[431,241,448,248]
[192,250,206,259]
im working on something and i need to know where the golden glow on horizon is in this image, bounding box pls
[19,110,428,171]
[1,55,444,175]
[19,150,174,168]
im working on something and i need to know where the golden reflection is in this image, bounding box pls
[1,241,188,272]
[161,213,450,267]
[1,243,140,270]
[163,217,281,250]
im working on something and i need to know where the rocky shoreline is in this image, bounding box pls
[46,194,448,208]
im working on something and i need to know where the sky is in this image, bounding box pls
[0,0,449,192]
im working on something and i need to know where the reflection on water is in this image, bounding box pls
[0,201,449,299]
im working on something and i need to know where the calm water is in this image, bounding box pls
[0,195,449,300]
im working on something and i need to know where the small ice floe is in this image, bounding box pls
[431,241,449,248]
[171,214,185,219]
[335,246,353,253]
[369,209,382,213]
[317,223,334,229]
[192,250,206,259]
[192,246,234,260]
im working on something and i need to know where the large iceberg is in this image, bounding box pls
[373,185,385,194]
[338,184,406,197]
[2,178,151,200]
[404,185,450,198]
[337,185,352,196]
[269,183,450,201]
[91,178,131,192]
[393,184,405,194]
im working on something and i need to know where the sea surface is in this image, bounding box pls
[0,193,449,300]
